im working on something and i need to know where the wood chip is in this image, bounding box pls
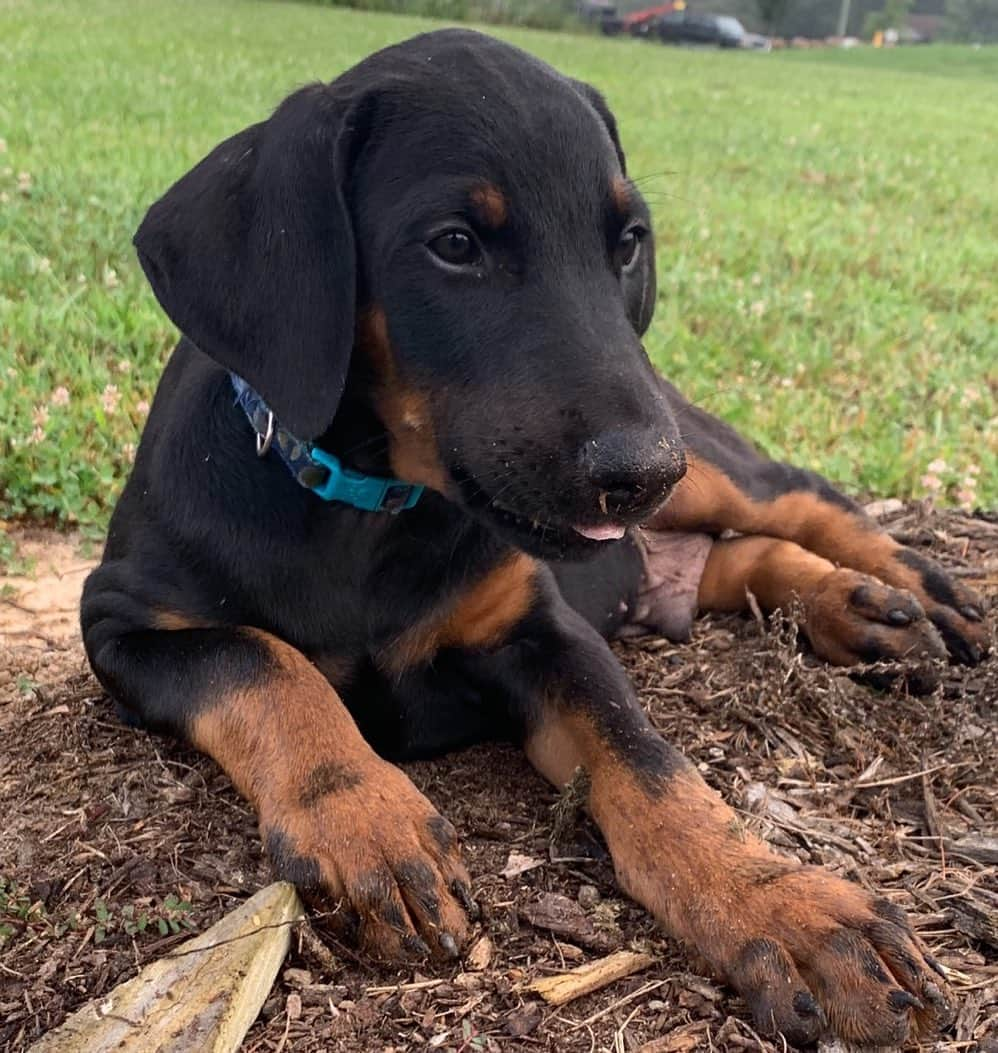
[948,896,998,949]
[864,498,905,519]
[526,949,655,1006]
[947,833,998,866]
[921,752,946,848]
[520,891,617,951]
[466,934,493,971]
[505,1003,544,1036]
[638,1033,701,1053]
[500,852,543,879]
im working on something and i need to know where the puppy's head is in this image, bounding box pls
[136,29,683,559]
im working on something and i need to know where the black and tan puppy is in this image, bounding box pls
[82,30,988,1047]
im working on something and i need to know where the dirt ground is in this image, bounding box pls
[1,504,996,1053]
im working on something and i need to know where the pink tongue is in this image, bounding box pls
[573,523,626,541]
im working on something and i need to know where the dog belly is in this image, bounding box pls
[624,528,713,642]
[552,530,713,643]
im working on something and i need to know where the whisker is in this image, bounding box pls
[630,170,678,186]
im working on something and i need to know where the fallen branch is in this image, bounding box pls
[30,882,302,1053]
[526,949,655,1007]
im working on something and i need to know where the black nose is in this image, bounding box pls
[582,429,686,516]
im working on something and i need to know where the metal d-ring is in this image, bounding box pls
[256,411,275,457]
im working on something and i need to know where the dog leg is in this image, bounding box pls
[697,534,948,665]
[496,593,953,1044]
[81,592,474,960]
[648,382,988,663]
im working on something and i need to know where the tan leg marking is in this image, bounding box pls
[697,535,946,664]
[526,710,952,1045]
[654,457,988,662]
[189,629,473,960]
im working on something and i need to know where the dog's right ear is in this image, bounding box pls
[134,85,364,440]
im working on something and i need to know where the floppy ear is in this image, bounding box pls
[134,85,361,440]
[570,79,657,336]
[570,79,627,174]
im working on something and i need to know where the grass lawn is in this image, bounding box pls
[1,0,996,538]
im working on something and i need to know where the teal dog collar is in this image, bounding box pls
[230,374,423,514]
[308,445,424,513]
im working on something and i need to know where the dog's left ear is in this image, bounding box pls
[570,79,627,173]
[571,80,657,337]
[134,85,369,440]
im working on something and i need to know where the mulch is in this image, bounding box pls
[1,503,996,1052]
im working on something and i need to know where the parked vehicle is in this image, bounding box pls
[601,6,769,50]
[650,11,748,48]
[599,2,678,37]
[741,29,773,50]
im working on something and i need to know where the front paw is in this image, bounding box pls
[595,751,955,1044]
[261,760,476,961]
[712,866,952,1046]
[892,548,990,665]
[804,567,947,666]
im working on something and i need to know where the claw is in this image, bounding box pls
[451,879,481,920]
[887,989,924,1012]
[960,604,984,622]
[887,608,912,626]
[402,933,431,958]
[932,615,984,664]
[922,980,949,1008]
[439,931,459,958]
[924,953,948,979]
[792,990,823,1019]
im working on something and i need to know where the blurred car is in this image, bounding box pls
[741,29,772,50]
[650,11,749,48]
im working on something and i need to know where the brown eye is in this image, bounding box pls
[428,230,481,267]
[617,228,642,270]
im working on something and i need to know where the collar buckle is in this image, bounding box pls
[256,411,275,457]
[309,446,424,514]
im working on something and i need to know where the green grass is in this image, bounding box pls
[1,0,996,531]
[0,877,197,949]
[775,42,998,79]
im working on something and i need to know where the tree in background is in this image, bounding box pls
[755,0,790,33]
[943,0,998,38]
[863,0,913,35]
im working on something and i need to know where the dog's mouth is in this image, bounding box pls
[454,469,628,559]
[571,522,627,541]
[488,499,626,558]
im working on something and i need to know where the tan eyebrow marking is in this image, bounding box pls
[611,175,632,215]
[470,183,508,228]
